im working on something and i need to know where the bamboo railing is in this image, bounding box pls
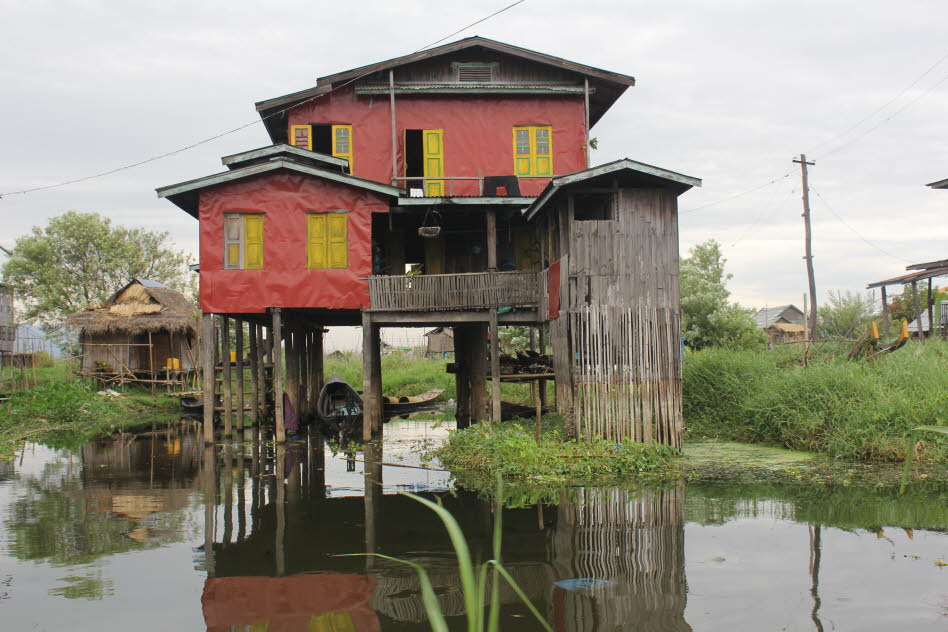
[368,271,539,311]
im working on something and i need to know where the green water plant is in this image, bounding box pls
[347,482,551,631]
[899,425,948,495]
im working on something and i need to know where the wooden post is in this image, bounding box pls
[880,286,890,338]
[200,314,215,444]
[583,77,590,168]
[538,325,548,408]
[794,154,818,340]
[362,312,382,441]
[235,319,245,431]
[486,209,497,271]
[927,278,935,337]
[147,330,155,394]
[911,281,923,340]
[249,323,260,425]
[470,323,488,424]
[221,317,233,437]
[257,324,267,417]
[312,328,324,413]
[271,308,285,443]
[489,312,501,426]
[454,326,471,429]
[285,327,299,424]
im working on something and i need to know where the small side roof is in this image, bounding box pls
[925,177,948,189]
[221,144,349,171]
[524,159,701,220]
[157,158,403,217]
[867,265,948,289]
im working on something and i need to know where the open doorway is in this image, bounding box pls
[404,129,424,191]
[312,124,333,156]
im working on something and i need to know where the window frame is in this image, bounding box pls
[222,212,265,270]
[306,210,349,270]
[512,125,553,176]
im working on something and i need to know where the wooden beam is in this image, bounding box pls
[489,311,501,426]
[928,278,935,337]
[880,286,890,338]
[362,312,382,441]
[584,77,590,168]
[486,209,497,271]
[912,281,923,340]
[248,323,260,425]
[200,313,215,444]
[271,308,285,442]
[220,317,233,437]
[257,325,267,417]
[390,69,397,184]
[235,319,245,431]
[366,310,541,325]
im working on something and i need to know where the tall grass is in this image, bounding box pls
[683,340,948,462]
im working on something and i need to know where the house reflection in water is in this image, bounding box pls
[196,429,691,631]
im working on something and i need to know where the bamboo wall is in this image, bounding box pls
[556,187,683,446]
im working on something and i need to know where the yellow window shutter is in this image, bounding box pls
[307,214,328,269]
[243,215,264,269]
[290,125,312,150]
[513,127,533,176]
[332,125,353,171]
[422,129,444,196]
[327,213,348,269]
[534,126,552,176]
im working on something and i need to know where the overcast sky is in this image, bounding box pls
[2,1,946,348]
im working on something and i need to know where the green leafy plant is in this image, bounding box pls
[899,425,948,495]
[346,482,551,631]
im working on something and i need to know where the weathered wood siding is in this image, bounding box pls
[558,187,683,446]
[368,271,538,311]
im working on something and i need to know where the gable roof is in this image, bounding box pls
[524,158,701,220]
[221,144,349,171]
[255,36,636,141]
[753,305,804,329]
[156,153,403,217]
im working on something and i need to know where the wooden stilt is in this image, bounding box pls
[911,281,923,340]
[489,312,501,426]
[362,312,382,441]
[285,328,299,425]
[881,286,890,338]
[274,443,286,577]
[299,329,309,419]
[235,319,245,431]
[454,326,471,429]
[538,324,548,408]
[221,317,233,437]
[200,313,215,444]
[271,308,285,443]
[470,323,488,424]
[257,324,267,417]
[202,444,216,577]
[312,328,324,413]
[249,323,260,425]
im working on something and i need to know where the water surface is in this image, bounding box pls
[0,420,944,631]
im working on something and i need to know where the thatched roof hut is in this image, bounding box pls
[66,279,199,373]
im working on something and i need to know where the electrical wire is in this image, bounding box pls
[727,178,796,249]
[807,48,948,157]
[0,0,530,199]
[680,171,791,215]
[809,185,911,263]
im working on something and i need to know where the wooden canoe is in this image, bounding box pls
[382,388,445,416]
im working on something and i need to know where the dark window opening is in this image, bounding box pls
[312,124,333,155]
[573,193,614,221]
[405,129,424,190]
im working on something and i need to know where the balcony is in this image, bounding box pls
[368,271,539,312]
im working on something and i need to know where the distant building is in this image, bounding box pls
[424,327,454,357]
[0,284,12,355]
[753,304,805,344]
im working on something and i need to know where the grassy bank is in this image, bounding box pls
[1,376,181,459]
[683,340,948,462]
[432,415,678,488]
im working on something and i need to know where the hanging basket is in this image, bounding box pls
[418,226,441,238]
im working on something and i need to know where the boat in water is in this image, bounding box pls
[382,388,444,417]
[316,374,363,436]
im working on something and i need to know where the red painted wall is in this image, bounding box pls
[287,86,587,196]
[198,171,389,314]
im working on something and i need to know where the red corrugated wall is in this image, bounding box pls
[287,86,587,196]
[198,171,389,314]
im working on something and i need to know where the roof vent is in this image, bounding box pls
[458,64,493,83]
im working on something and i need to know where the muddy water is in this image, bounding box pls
[0,420,945,631]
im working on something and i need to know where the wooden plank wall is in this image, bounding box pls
[368,271,538,311]
[564,188,682,446]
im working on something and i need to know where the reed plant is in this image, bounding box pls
[683,340,948,462]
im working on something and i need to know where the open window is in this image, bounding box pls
[404,129,444,196]
[289,123,353,172]
[223,213,264,269]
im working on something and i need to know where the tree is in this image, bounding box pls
[886,283,948,327]
[2,212,191,333]
[817,289,876,338]
[679,240,765,350]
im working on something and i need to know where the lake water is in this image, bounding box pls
[0,419,945,631]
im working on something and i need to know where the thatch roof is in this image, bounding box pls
[65,279,198,336]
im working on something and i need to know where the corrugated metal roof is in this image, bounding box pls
[753,305,804,329]
[135,279,170,289]
[866,266,948,289]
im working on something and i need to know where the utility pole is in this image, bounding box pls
[794,154,818,340]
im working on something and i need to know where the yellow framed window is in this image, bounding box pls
[290,124,312,150]
[332,124,353,171]
[223,213,264,270]
[512,125,553,176]
[307,211,348,269]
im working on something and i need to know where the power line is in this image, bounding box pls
[680,171,791,215]
[809,185,911,263]
[0,0,530,199]
[728,178,796,249]
[807,48,948,157]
